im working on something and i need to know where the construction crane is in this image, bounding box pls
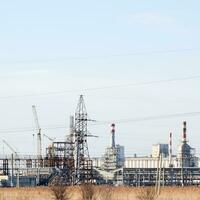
[2,139,18,157]
[32,105,42,159]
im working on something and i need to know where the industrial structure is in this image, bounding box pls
[92,121,200,186]
[0,95,93,187]
[0,96,200,187]
[101,124,125,171]
[73,95,93,184]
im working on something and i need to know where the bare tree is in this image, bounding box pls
[50,177,71,200]
[80,183,96,200]
[98,186,113,200]
[136,187,158,200]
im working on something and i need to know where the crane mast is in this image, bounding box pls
[32,105,42,159]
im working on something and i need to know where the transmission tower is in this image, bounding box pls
[74,95,93,184]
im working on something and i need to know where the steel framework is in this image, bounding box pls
[74,95,93,184]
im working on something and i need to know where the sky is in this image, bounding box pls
[0,1,200,157]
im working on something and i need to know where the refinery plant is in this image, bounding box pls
[0,95,200,187]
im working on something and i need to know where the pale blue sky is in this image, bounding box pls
[0,1,200,157]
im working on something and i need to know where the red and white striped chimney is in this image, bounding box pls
[169,132,172,166]
[182,121,187,142]
[111,123,116,148]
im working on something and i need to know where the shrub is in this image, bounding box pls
[80,183,96,200]
[98,186,113,200]
[136,188,158,200]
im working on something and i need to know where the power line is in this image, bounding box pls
[1,48,199,64]
[1,111,200,134]
[92,111,200,125]
[0,74,200,99]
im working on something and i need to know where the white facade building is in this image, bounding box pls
[152,144,169,158]
[92,156,199,169]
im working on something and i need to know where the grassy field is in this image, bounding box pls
[0,186,200,200]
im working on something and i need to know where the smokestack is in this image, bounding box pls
[182,121,187,142]
[111,123,116,148]
[70,115,74,134]
[169,132,172,166]
[69,115,74,142]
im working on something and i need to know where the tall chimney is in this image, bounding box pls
[69,115,74,143]
[169,132,172,166]
[70,115,74,135]
[111,123,116,148]
[182,121,187,142]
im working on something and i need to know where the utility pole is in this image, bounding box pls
[162,167,165,187]
[155,154,162,196]
[11,153,14,187]
[158,154,162,195]
[2,141,19,187]
[155,156,159,193]
[16,170,19,188]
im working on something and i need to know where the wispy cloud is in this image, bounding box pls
[129,12,174,25]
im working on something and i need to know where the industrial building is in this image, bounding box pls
[0,96,200,187]
[101,124,125,171]
[92,121,200,186]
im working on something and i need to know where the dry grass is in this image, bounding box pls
[0,187,51,200]
[0,186,200,200]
